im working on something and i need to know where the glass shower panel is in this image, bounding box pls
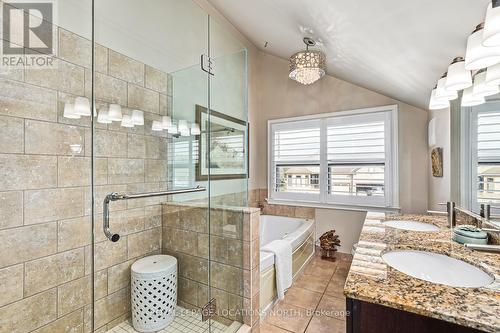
[92,1,210,332]
[0,1,93,332]
[206,16,249,331]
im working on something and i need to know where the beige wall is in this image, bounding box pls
[428,108,451,211]
[252,52,429,214]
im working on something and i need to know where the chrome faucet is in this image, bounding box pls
[447,202,456,228]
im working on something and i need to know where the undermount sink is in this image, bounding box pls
[383,220,440,232]
[382,250,494,288]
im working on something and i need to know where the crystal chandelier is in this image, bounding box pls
[289,37,326,85]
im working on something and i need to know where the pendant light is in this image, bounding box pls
[444,57,472,91]
[435,73,458,100]
[429,86,450,110]
[465,23,500,70]
[483,1,500,46]
[462,86,486,107]
[473,69,500,97]
[289,37,326,85]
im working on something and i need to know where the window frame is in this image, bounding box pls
[267,105,399,210]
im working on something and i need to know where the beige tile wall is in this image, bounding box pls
[162,203,260,328]
[248,189,315,220]
[0,22,173,333]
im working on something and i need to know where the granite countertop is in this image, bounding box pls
[344,214,500,333]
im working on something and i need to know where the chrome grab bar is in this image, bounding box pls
[103,186,206,242]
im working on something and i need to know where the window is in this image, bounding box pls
[465,103,500,214]
[268,106,399,208]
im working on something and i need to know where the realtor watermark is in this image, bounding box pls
[1,0,57,70]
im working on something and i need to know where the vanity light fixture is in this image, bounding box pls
[461,86,486,107]
[444,57,472,91]
[108,104,123,122]
[131,110,144,126]
[74,97,91,116]
[429,86,450,110]
[190,123,201,135]
[435,73,458,100]
[152,120,163,131]
[97,108,112,124]
[465,23,500,70]
[483,0,500,46]
[472,69,500,97]
[121,114,134,128]
[63,102,80,119]
[289,37,326,85]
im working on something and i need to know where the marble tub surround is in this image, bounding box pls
[345,214,500,333]
[162,202,261,330]
[0,23,173,333]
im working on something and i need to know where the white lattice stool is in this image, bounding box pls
[131,255,177,332]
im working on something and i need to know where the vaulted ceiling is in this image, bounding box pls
[208,0,490,110]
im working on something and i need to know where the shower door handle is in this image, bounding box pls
[102,186,206,242]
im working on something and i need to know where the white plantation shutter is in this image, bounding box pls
[326,113,388,206]
[268,106,398,208]
[476,111,500,206]
[270,120,321,201]
[327,114,386,164]
[477,112,500,162]
[171,138,198,188]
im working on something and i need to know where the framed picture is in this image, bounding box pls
[431,147,443,177]
[195,105,248,181]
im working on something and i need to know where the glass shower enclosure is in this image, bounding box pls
[0,0,248,332]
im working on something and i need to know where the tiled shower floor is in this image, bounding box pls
[107,306,229,333]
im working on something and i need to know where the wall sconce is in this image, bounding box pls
[74,97,91,117]
[108,104,123,122]
[132,110,144,126]
[63,102,80,119]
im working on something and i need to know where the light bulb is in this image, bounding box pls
[74,97,91,116]
[108,104,122,122]
[63,102,80,119]
[131,110,144,126]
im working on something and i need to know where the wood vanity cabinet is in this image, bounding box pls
[346,298,486,333]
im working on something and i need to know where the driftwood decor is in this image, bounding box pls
[431,147,443,178]
[319,230,341,260]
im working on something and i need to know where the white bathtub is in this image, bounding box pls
[260,215,314,271]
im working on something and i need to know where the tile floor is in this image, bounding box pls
[259,251,352,333]
[107,306,229,333]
